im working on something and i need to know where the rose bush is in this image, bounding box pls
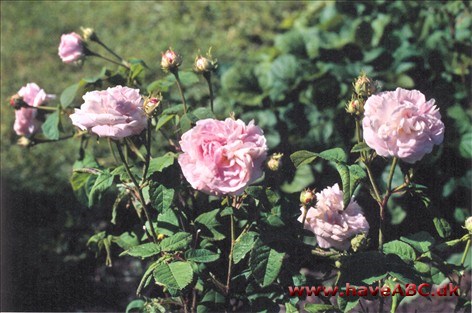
[178,118,267,196]
[58,32,84,63]
[298,183,370,250]
[69,85,147,140]
[13,83,54,136]
[362,88,445,163]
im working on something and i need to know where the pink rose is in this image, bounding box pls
[362,88,445,163]
[178,118,268,196]
[298,184,369,250]
[58,32,84,63]
[13,83,55,136]
[69,86,148,140]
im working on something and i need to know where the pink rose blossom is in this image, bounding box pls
[298,184,369,250]
[69,86,148,140]
[13,83,55,136]
[362,88,445,163]
[178,118,268,196]
[58,32,84,63]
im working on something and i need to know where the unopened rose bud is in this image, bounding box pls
[194,53,217,74]
[335,260,342,268]
[17,136,32,147]
[157,234,165,241]
[9,94,27,110]
[143,95,161,117]
[465,217,472,234]
[354,72,376,97]
[345,98,364,116]
[300,189,316,206]
[161,48,182,72]
[80,27,97,42]
[267,153,283,171]
[350,233,369,252]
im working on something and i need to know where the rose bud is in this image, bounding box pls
[80,27,98,42]
[267,153,283,171]
[9,94,27,110]
[58,32,84,64]
[465,216,472,234]
[194,55,218,74]
[143,96,161,117]
[345,98,364,116]
[161,48,182,72]
[354,72,376,97]
[300,188,316,206]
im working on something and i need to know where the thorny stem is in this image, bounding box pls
[172,70,188,114]
[115,141,158,243]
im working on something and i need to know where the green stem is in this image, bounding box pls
[386,158,398,193]
[24,104,58,111]
[365,165,382,203]
[90,51,129,69]
[115,141,158,243]
[460,238,471,267]
[204,72,214,113]
[94,38,130,67]
[226,213,235,295]
[142,119,152,182]
[172,70,188,114]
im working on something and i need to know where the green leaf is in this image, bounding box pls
[153,261,194,290]
[41,110,60,140]
[318,148,347,163]
[382,240,416,262]
[180,113,198,133]
[400,231,435,254]
[233,231,258,264]
[290,150,318,168]
[433,217,452,239]
[195,209,225,241]
[89,170,114,207]
[137,261,160,295]
[249,239,285,287]
[157,209,180,235]
[126,299,145,313]
[338,251,388,285]
[185,249,220,263]
[335,162,351,208]
[70,171,92,191]
[281,164,315,193]
[149,183,175,213]
[386,254,421,284]
[192,107,215,120]
[285,302,299,313]
[147,75,175,93]
[113,232,139,250]
[156,114,175,131]
[148,152,176,174]
[350,142,371,153]
[337,296,359,313]
[60,83,80,108]
[130,63,144,80]
[121,242,161,259]
[160,232,192,252]
[348,164,366,195]
[304,303,339,313]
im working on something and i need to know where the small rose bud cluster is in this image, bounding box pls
[161,48,182,72]
[345,97,364,116]
[354,72,377,97]
[267,153,283,171]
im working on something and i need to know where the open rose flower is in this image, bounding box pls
[58,32,84,63]
[298,184,369,250]
[13,83,55,136]
[362,88,445,163]
[178,118,267,196]
[69,86,147,140]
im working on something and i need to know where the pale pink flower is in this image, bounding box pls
[178,118,268,196]
[69,86,148,140]
[58,32,84,63]
[362,88,444,163]
[298,184,369,250]
[13,83,55,136]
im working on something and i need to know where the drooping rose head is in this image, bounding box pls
[69,86,148,140]
[178,118,268,196]
[362,88,445,164]
[58,32,84,63]
[298,184,369,250]
[13,83,55,136]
